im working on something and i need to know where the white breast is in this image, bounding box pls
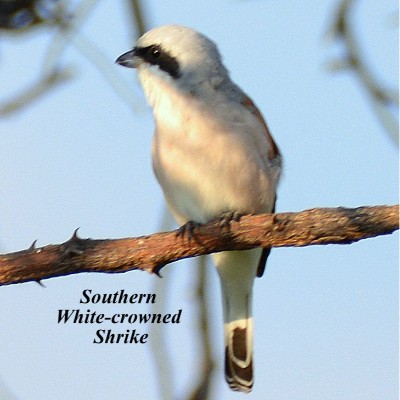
[139,66,280,223]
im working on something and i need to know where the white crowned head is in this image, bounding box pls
[116,25,231,93]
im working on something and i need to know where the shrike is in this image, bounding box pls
[116,25,282,393]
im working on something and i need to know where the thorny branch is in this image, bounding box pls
[0,205,398,287]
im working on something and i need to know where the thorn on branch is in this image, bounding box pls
[152,263,165,278]
[36,280,46,288]
[70,227,81,242]
[61,228,87,259]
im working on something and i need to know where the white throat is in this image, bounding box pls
[137,67,188,130]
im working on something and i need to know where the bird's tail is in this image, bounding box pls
[224,313,254,392]
[213,249,260,393]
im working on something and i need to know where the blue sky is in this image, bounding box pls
[0,1,398,399]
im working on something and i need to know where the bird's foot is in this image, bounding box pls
[219,211,242,232]
[176,220,202,241]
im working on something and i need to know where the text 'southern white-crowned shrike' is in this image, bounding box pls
[116,25,282,393]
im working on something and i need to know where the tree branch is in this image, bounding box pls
[0,205,398,286]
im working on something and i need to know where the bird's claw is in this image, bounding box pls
[176,220,202,241]
[219,211,242,231]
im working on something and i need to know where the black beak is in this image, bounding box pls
[115,49,137,68]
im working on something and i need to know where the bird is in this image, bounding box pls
[116,25,282,393]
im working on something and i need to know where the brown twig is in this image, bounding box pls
[0,205,398,286]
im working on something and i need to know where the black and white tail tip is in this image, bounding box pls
[225,325,254,393]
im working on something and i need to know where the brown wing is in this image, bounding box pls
[256,200,276,277]
[241,94,279,278]
[241,94,280,163]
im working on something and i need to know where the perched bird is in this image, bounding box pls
[116,25,282,393]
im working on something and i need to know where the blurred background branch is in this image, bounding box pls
[0,0,141,116]
[0,67,73,115]
[0,376,18,400]
[0,0,74,116]
[187,256,215,400]
[2,0,397,142]
[150,211,215,400]
[0,0,64,32]
[127,0,147,38]
[327,0,399,145]
[150,210,174,400]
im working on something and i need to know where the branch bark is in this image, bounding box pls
[0,205,398,286]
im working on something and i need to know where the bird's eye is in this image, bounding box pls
[149,46,161,59]
[138,44,180,78]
